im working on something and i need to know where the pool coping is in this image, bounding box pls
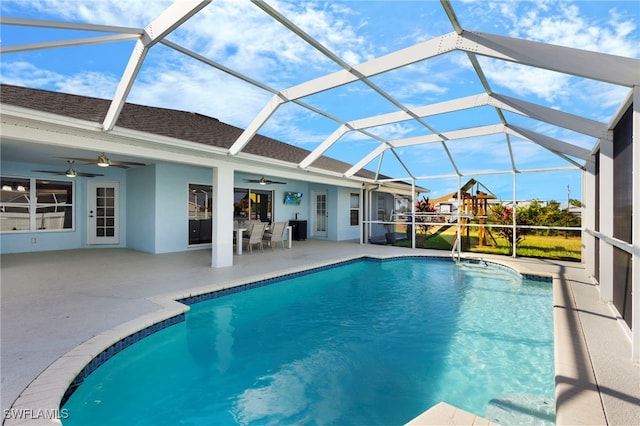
[2,253,602,425]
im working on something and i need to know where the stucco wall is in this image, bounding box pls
[0,160,127,253]
[126,165,156,253]
[1,162,363,254]
[154,163,213,254]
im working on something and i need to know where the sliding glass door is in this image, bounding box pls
[188,184,212,245]
[234,188,273,223]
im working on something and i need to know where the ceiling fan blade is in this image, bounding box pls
[33,170,66,175]
[63,156,102,163]
[75,172,104,177]
[61,157,145,168]
[108,159,146,168]
[33,169,104,177]
[243,176,287,185]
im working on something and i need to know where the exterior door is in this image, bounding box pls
[313,190,328,237]
[87,181,119,245]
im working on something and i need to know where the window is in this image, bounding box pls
[350,193,359,226]
[1,177,73,232]
[188,184,213,245]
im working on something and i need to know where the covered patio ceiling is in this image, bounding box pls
[1,0,638,200]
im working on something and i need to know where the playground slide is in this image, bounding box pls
[426,224,454,239]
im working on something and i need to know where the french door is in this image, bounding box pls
[313,190,328,237]
[87,181,119,245]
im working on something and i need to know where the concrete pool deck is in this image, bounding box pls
[1,240,638,425]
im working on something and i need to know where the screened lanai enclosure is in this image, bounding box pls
[0,1,638,361]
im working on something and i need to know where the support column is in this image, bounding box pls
[598,136,614,303]
[582,160,596,278]
[212,164,234,268]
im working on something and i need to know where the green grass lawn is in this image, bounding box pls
[395,226,582,262]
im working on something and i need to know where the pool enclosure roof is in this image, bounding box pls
[1,0,639,196]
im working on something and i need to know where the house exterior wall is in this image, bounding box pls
[126,165,156,253]
[0,160,127,253]
[0,161,367,254]
[154,163,213,254]
[303,183,361,241]
[335,187,361,241]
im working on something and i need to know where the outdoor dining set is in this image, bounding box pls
[233,220,291,255]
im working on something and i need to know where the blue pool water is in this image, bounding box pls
[62,258,554,425]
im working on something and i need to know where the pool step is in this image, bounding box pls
[484,393,555,425]
[405,402,497,425]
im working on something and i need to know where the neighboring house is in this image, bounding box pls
[0,84,424,266]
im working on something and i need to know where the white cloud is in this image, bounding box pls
[3,0,372,91]
[169,0,373,88]
[130,58,271,128]
[0,60,119,98]
[2,0,170,27]
[574,81,631,122]
[363,122,421,142]
[480,58,571,103]
[463,1,638,106]
[1,0,377,137]
[368,57,455,106]
[511,2,639,57]
[261,105,333,147]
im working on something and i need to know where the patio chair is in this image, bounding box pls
[263,221,287,250]
[243,220,261,237]
[243,222,266,254]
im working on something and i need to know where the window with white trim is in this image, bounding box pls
[1,177,73,232]
[350,193,359,226]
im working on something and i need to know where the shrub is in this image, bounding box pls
[488,204,530,254]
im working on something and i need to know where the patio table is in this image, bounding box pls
[234,227,246,255]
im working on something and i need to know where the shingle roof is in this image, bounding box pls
[0,84,381,181]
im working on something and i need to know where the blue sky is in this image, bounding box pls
[1,0,639,204]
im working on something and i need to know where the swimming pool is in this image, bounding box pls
[62,257,554,425]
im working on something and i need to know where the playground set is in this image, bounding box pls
[427,179,498,248]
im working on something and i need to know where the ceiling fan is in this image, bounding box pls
[243,176,286,185]
[34,160,104,178]
[63,152,146,169]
